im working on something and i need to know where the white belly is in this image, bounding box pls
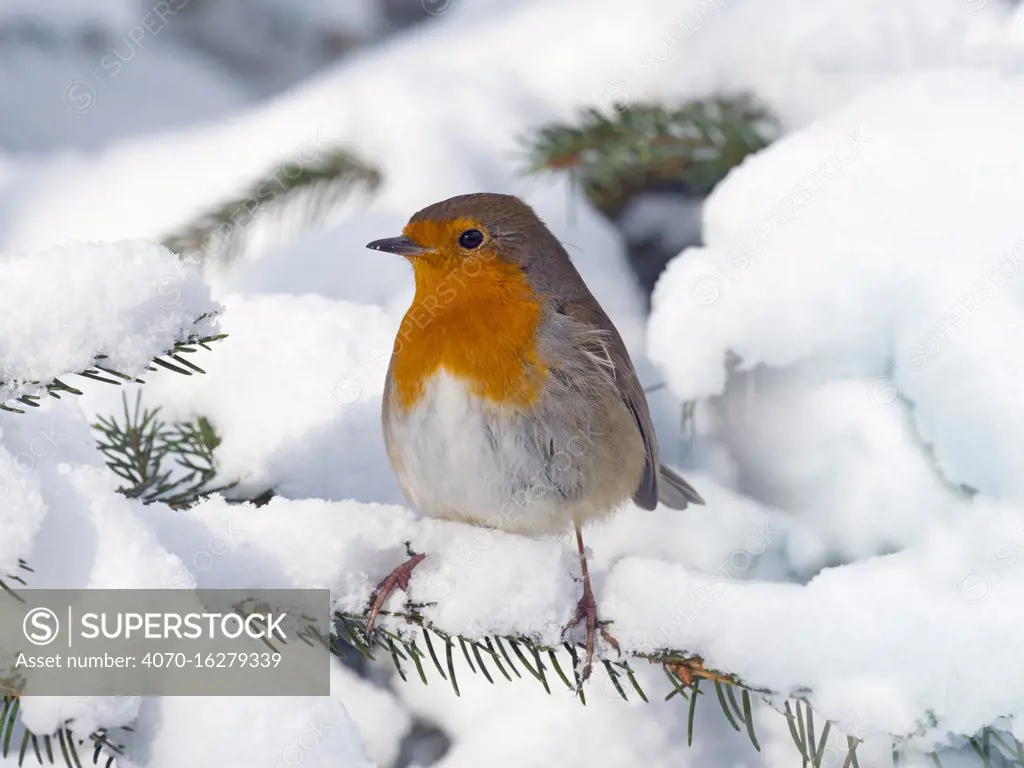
[384,371,607,536]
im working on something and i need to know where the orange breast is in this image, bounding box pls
[389,253,548,411]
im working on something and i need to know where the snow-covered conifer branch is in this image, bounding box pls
[1,327,224,414]
[330,608,852,765]
[0,240,222,413]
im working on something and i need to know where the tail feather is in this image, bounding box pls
[657,464,706,509]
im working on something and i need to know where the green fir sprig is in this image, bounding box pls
[93,391,237,509]
[0,696,127,768]
[162,147,381,264]
[521,94,779,216]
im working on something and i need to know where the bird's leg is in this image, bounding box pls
[364,550,426,638]
[563,520,619,683]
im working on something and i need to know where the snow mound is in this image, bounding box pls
[139,292,400,503]
[651,67,1024,503]
[647,67,1024,746]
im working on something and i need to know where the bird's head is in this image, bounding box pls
[366,193,565,278]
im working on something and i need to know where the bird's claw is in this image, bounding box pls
[363,552,426,639]
[563,590,619,684]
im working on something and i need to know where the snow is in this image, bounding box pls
[0,2,248,153]
[647,64,1024,748]
[6,0,1024,766]
[331,664,411,767]
[606,500,1024,739]
[0,1,137,31]
[165,0,383,100]
[137,292,400,503]
[1,0,1010,253]
[0,240,218,406]
[246,0,381,33]
[122,695,370,768]
[2,400,376,765]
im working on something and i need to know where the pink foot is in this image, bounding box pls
[563,580,620,683]
[364,552,426,638]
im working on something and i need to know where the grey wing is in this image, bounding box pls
[564,299,705,511]
[616,359,662,510]
[561,299,661,510]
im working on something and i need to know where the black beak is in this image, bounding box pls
[365,236,426,256]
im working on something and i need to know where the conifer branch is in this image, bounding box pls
[521,94,779,216]
[0,693,140,767]
[332,607,780,756]
[332,608,1024,767]
[0,560,31,604]
[92,391,237,509]
[162,147,381,264]
[0,625,129,765]
[1,579,1021,766]
[0,318,224,414]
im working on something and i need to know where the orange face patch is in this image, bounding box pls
[401,217,486,268]
[389,218,547,410]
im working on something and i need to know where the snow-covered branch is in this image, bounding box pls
[0,240,221,412]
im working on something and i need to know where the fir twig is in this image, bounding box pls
[163,147,381,264]
[0,697,126,767]
[0,323,224,414]
[0,559,134,767]
[0,560,31,603]
[93,391,237,509]
[521,94,779,216]
[334,609,860,763]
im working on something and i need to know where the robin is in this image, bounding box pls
[364,193,704,681]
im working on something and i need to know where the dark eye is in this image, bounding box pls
[458,229,484,249]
